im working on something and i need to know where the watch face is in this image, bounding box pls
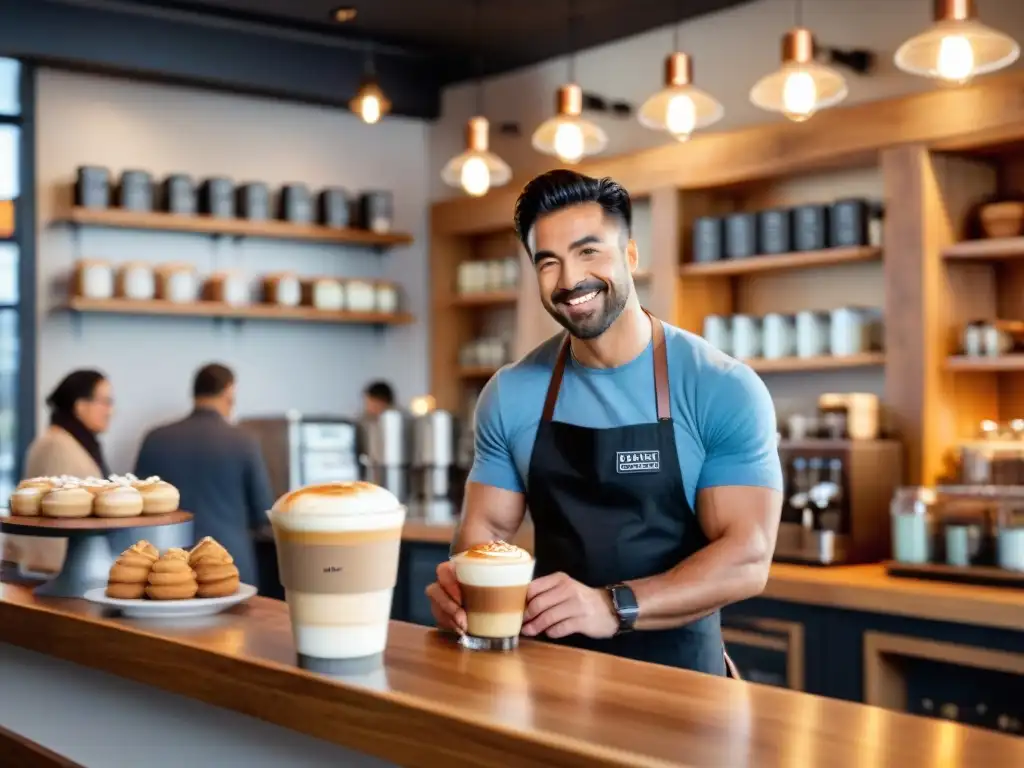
[611,584,639,629]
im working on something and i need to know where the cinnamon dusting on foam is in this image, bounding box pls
[458,540,532,562]
[271,481,400,515]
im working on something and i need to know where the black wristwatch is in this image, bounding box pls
[606,583,639,635]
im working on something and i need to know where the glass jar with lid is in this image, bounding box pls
[890,487,937,564]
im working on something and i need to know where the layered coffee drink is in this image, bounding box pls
[268,481,406,663]
[451,540,535,651]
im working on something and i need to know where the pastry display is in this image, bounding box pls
[190,537,240,598]
[146,548,199,600]
[105,540,159,599]
[9,477,57,516]
[138,479,181,515]
[93,485,145,518]
[103,536,242,602]
[6,474,181,519]
[40,485,95,519]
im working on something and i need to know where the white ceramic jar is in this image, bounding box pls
[75,260,115,300]
[762,313,796,359]
[731,314,762,360]
[307,278,344,311]
[375,282,399,314]
[796,310,830,358]
[156,264,198,304]
[116,262,156,301]
[702,315,732,355]
[345,279,377,312]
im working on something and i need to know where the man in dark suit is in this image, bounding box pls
[134,363,273,587]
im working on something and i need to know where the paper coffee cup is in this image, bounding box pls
[269,481,406,661]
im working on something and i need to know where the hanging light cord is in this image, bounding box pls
[794,0,804,27]
[364,39,375,78]
[566,0,577,83]
[473,0,484,116]
[673,0,682,52]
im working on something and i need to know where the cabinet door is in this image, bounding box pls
[722,617,805,690]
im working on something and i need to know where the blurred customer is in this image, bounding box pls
[12,370,113,573]
[133,363,272,586]
[363,380,395,418]
[27,369,112,478]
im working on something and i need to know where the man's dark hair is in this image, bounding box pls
[513,169,632,252]
[364,380,394,405]
[193,363,235,399]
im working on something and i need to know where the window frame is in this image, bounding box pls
[0,60,37,481]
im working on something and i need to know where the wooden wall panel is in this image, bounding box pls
[882,147,998,485]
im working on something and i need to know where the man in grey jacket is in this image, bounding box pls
[134,363,273,587]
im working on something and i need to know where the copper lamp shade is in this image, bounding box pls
[638,52,723,141]
[441,116,512,197]
[532,84,608,164]
[895,0,1019,83]
[749,27,848,122]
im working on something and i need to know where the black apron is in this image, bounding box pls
[525,312,726,675]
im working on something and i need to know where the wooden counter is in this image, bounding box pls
[398,519,1024,632]
[1,584,1021,767]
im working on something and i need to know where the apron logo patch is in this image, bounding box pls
[616,451,661,474]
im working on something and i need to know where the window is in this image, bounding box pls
[0,57,33,502]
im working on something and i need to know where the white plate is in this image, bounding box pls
[83,583,258,618]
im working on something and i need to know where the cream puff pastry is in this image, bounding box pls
[40,485,94,518]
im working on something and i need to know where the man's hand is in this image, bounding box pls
[521,572,618,640]
[425,560,467,634]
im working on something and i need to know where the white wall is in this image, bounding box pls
[430,0,1024,200]
[36,69,430,472]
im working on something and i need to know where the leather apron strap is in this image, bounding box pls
[541,310,671,422]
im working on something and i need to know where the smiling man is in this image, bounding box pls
[426,169,783,674]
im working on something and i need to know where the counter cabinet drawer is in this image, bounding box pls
[865,632,1024,737]
[722,617,805,690]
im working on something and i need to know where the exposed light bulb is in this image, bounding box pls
[359,94,382,124]
[936,35,975,83]
[459,155,491,197]
[553,121,584,163]
[781,70,817,122]
[665,93,697,142]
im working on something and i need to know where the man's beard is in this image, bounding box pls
[544,278,630,340]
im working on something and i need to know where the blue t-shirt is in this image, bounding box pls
[468,321,783,511]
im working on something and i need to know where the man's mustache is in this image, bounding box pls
[552,280,606,305]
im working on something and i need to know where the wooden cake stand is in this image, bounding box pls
[0,511,193,598]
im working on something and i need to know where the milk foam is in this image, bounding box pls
[453,543,535,588]
[269,482,405,533]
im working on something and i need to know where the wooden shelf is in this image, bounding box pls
[66,297,413,325]
[450,290,518,308]
[744,353,886,373]
[457,365,501,378]
[679,246,881,277]
[57,207,413,248]
[945,355,1024,371]
[943,237,1024,261]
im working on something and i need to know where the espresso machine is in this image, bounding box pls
[361,400,465,519]
[361,408,410,503]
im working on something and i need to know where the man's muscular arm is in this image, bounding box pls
[449,481,527,556]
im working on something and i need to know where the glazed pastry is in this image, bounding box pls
[146,548,198,600]
[189,536,229,566]
[9,478,55,516]
[139,480,180,515]
[190,538,239,598]
[93,485,145,518]
[80,477,113,496]
[40,485,94,518]
[105,540,159,599]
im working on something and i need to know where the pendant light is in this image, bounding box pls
[350,42,391,124]
[749,0,847,123]
[895,0,1019,84]
[441,0,512,197]
[532,0,608,164]
[638,9,723,142]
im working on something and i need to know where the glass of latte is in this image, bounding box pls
[451,541,535,651]
[268,481,406,664]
